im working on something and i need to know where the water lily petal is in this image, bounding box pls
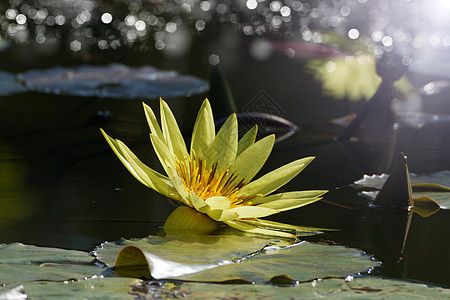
[101,129,181,200]
[150,134,190,202]
[257,198,320,212]
[229,206,278,218]
[229,134,275,184]
[115,141,181,200]
[149,134,176,172]
[189,191,211,213]
[165,165,190,203]
[191,99,215,159]
[252,190,327,211]
[205,196,231,210]
[204,113,238,170]
[207,209,239,222]
[236,157,315,198]
[237,219,325,236]
[225,220,296,238]
[160,99,189,162]
[143,102,164,142]
[237,125,257,156]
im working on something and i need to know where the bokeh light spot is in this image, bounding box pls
[101,13,113,24]
[348,28,359,40]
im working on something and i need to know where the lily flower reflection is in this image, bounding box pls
[101,99,327,238]
[306,55,412,101]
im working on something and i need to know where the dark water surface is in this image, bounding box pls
[1,30,449,288]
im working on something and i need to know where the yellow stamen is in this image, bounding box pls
[175,155,254,208]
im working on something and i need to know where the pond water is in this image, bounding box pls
[0,0,449,290]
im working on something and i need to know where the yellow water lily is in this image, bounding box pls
[101,99,327,238]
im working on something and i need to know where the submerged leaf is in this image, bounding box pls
[17,64,208,99]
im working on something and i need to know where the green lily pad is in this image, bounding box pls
[0,243,105,287]
[17,64,208,99]
[2,238,446,299]
[0,277,139,300]
[95,234,378,283]
[354,171,450,209]
[94,234,286,268]
[130,276,450,299]
[181,241,378,283]
[0,243,93,265]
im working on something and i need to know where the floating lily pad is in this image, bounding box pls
[0,243,105,287]
[0,71,27,96]
[2,238,446,299]
[17,63,208,99]
[130,277,450,299]
[0,277,140,300]
[181,241,378,283]
[2,273,448,299]
[354,171,450,209]
[95,234,378,283]
[94,234,285,268]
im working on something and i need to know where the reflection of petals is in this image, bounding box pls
[102,99,327,237]
[306,55,413,102]
[306,55,381,101]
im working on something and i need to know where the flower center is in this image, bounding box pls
[175,154,252,208]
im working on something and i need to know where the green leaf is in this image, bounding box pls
[236,157,315,198]
[95,235,377,283]
[129,277,450,299]
[181,241,378,283]
[411,196,441,217]
[94,235,286,268]
[0,243,104,287]
[0,277,140,300]
[411,183,450,192]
